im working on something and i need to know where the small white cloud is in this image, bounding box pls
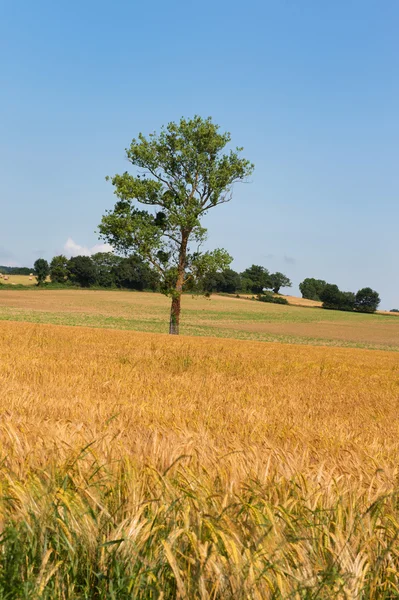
[64,238,113,258]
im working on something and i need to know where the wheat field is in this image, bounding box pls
[1,319,399,598]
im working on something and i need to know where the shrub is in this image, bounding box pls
[257,293,288,305]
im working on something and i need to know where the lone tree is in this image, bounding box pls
[269,272,292,294]
[99,116,253,334]
[34,258,49,286]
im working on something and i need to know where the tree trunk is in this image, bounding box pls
[169,294,181,335]
[169,231,189,335]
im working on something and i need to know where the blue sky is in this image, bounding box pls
[1,0,398,308]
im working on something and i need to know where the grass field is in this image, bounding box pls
[0,289,398,351]
[0,320,399,597]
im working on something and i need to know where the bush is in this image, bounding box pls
[257,293,288,305]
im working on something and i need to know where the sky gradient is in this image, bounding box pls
[1,1,398,308]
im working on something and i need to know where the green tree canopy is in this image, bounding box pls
[269,272,292,294]
[113,254,160,291]
[68,256,97,287]
[240,265,271,294]
[99,115,253,333]
[34,258,49,286]
[355,287,380,313]
[299,278,327,301]
[49,255,69,283]
[320,284,355,312]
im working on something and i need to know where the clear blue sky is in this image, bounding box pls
[1,0,398,308]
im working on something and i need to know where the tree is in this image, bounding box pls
[113,254,160,291]
[34,258,49,286]
[269,272,292,294]
[220,269,241,293]
[240,265,271,294]
[49,255,69,283]
[91,252,121,287]
[99,115,253,334]
[299,278,327,301]
[319,284,355,311]
[68,255,97,287]
[355,287,380,313]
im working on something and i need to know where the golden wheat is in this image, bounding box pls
[1,320,399,597]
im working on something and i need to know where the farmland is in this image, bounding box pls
[0,319,399,597]
[0,288,398,350]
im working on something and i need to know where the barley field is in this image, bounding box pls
[1,319,399,598]
[0,289,398,350]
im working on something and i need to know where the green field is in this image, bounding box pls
[0,289,398,350]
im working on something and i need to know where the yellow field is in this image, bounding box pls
[1,319,399,596]
[0,273,36,285]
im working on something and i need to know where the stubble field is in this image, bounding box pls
[1,305,399,597]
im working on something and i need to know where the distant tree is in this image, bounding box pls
[241,265,271,294]
[299,278,327,301]
[390,308,399,313]
[0,266,31,275]
[238,276,254,294]
[68,255,97,287]
[99,115,253,334]
[34,258,49,286]
[49,255,69,283]
[320,284,355,311]
[354,288,380,313]
[91,252,122,287]
[339,291,356,312]
[220,269,241,293]
[269,272,292,294]
[113,254,160,290]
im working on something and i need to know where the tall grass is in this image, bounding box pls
[0,320,399,597]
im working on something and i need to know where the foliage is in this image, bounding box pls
[199,268,241,294]
[391,308,399,313]
[90,252,122,287]
[0,265,31,275]
[355,287,381,313]
[240,265,271,294]
[257,292,288,304]
[33,258,49,285]
[113,254,160,291]
[320,284,355,311]
[68,255,97,287]
[99,115,253,332]
[49,254,69,283]
[269,271,292,294]
[299,277,327,301]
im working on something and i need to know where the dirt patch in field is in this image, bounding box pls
[213,318,399,347]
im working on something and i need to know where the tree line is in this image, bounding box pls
[33,255,293,296]
[299,277,381,313]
